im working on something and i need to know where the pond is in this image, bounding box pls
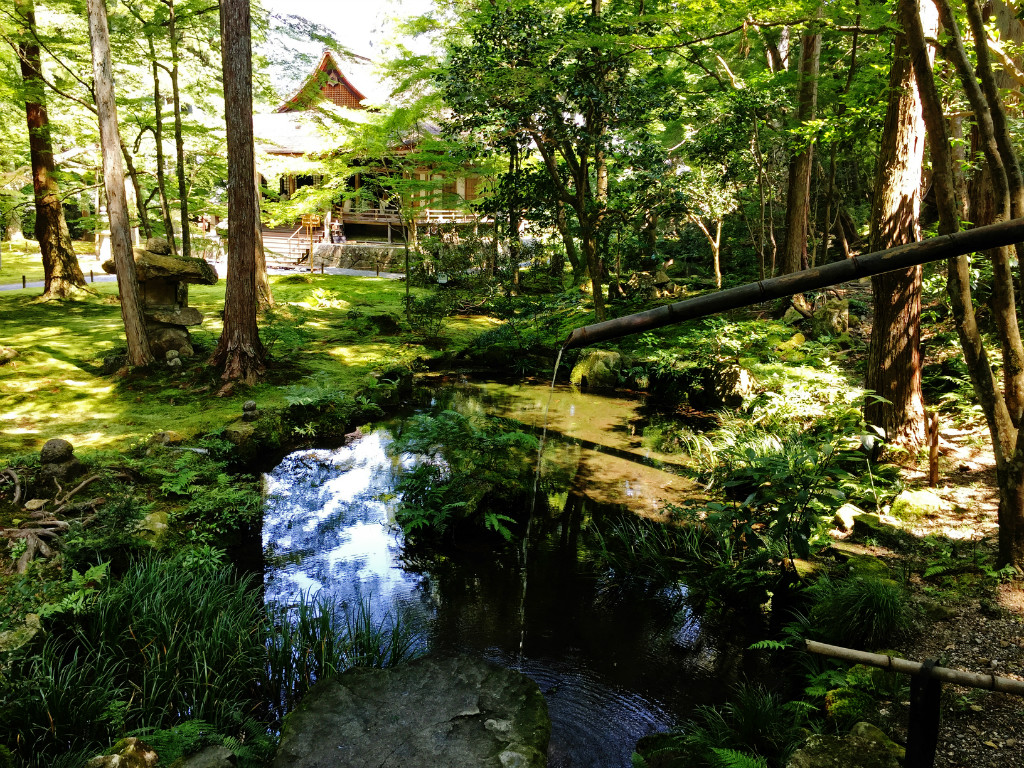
[262,379,748,767]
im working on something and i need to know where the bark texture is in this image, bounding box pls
[16,0,86,300]
[165,0,192,259]
[780,12,821,275]
[901,0,1024,565]
[87,0,153,365]
[211,0,265,382]
[864,30,928,450]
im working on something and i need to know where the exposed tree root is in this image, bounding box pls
[1,468,21,505]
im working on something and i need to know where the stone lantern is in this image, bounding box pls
[103,236,219,357]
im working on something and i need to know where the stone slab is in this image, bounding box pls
[103,249,218,285]
[273,654,549,768]
[146,306,204,326]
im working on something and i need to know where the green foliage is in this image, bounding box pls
[155,451,261,543]
[281,370,350,408]
[60,488,150,572]
[590,515,696,587]
[714,428,850,560]
[392,409,539,542]
[635,684,804,768]
[405,290,463,343]
[920,535,1017,587]
[130,718,275,767]
[0,555,264,765]
[807,575,913,649]
[36,562,109,619]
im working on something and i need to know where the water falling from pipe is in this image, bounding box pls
[518,346,566,657]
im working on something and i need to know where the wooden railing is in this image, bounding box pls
[337,206,476,225]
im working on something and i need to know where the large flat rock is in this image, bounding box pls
[103,248,218,285]
[273,655,549,768]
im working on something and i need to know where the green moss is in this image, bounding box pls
[0,274,491,455]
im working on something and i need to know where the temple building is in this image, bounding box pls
[252,51,484,247]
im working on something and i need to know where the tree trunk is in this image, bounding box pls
[507,143,522,286]
[554,196,582,279]
[780,11,822,275]
[16,0,86,300]
[255,170,272,308]
[150,41,177,254]
[211,0,265,383]
[864,29,929,450]
[167,0,191,259]
[121,141,152,240]
[581,221,606,320]
[87,0,153,366]
[902,0,1024,566]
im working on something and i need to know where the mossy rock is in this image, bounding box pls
[224,412,285,466]
[86,737,158,768]
[827,541,893,579]
[787,722,903,768]
[778,332,806,351]
[0,616,41,654]
[833,503,864,532]
[570,349,623,389]
[136,510,169,547]
[890,489,946,520]
[825,686,878,728]
[916,595,958,621]
[851,514,907,549]
[791,558,825,582]
[843,552,893,579]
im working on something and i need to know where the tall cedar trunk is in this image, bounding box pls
[16,0,86,299]
[211,0,265,382]
[150,42,177,253]
[167,0,191,259]
[901,0,1024,565]
[780,13,821,274]
[864,30,928,450]
[87,0,153,366]
[959,0,1024,423]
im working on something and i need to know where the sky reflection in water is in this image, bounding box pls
[262,383,736,768]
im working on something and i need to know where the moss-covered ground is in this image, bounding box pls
[0,269,499,456]
[0,240,99,285]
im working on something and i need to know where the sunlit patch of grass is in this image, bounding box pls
[0,272,491,454]
[0,239,102,285]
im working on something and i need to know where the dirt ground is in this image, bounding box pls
[843,427,1024,767]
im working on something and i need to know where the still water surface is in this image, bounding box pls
[262,380,743,767]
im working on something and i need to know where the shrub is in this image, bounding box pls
[808,575,913,649]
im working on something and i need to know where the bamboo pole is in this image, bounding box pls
[806,640,1024,695]
[563,217,1024,349]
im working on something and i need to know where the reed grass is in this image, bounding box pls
[263,591,421,722]
[1,556,420,765]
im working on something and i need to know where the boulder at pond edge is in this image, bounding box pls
[273,654,550,768]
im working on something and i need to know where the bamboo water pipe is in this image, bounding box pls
[563,217,1024,350]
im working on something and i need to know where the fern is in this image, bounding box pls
[924,561,959,579]
[711,748,768,768]
[749,638,792,651]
